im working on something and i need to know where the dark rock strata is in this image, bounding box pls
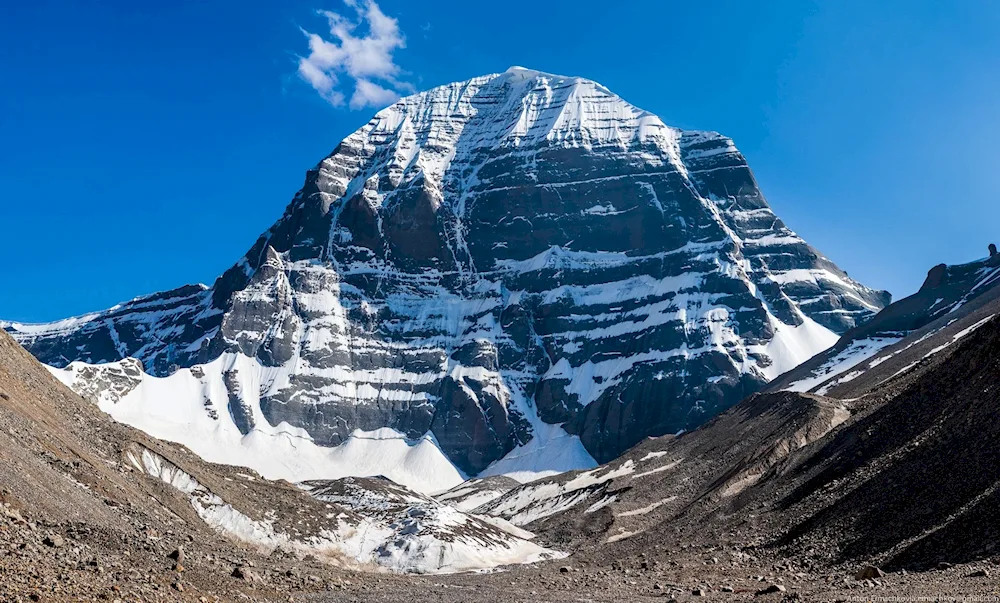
[2,68,888,474]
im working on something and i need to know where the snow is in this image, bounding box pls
[128,446,311,553]
[129,446,561,573]
[51,354,466,495]
[306,478,564,573]
[639,451,669,462]
[938,266,1000,316]
[584,495,618,514]
[816,370,865,395]
[784,336,902,393]
[793,313,996,394]
[632,459,682,479]
[564,460,635,490]
[891,361,920,379]
[435,479,519,512]
[480,421,596,483]
[479,460,636,526]
[49,350,600,495]
[617,496,676,517]
[922,315,995,359]
[480,483,589,526]
[756,313,840,381]
[580,202,621,216]
[606,530,640,543]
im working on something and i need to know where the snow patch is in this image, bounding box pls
[784,336,902,393]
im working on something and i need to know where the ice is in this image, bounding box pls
[130,445,560,573]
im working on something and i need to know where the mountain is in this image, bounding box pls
[2,67,888,490]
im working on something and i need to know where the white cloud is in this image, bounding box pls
[297,1,411,110]
[350,79,401,109]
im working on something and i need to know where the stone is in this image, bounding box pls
[755,584,786,595]
[854,566,885,580]
[42,534,65,548]
[559,566,572,573]
[968,569,989,578]
[167,547,184,563]
[232,566,258,582]
[692,588,707,596]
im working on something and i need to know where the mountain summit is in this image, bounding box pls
[3,68,889,488]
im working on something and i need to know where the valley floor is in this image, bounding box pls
[6,506,998,603]
[297,536,1000,603]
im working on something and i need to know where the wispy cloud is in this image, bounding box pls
[297,1,412,110]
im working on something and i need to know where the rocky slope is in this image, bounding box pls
[770,247,1000,395]
[2,67,888,489]
[428,251,1000,597]
[0,327,568,603]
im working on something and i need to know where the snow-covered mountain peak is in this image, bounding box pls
[5,69,890,493]
[322,69,680,206]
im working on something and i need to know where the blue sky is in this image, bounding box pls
[3,0,999,322]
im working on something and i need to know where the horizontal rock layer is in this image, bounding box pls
[3,68,889,479]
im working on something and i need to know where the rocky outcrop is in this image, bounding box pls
[2,68,888,476]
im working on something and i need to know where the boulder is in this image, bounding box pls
[755,584,786,595]
[855,566,885,580]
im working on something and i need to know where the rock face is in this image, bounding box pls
[2,68,888,477]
